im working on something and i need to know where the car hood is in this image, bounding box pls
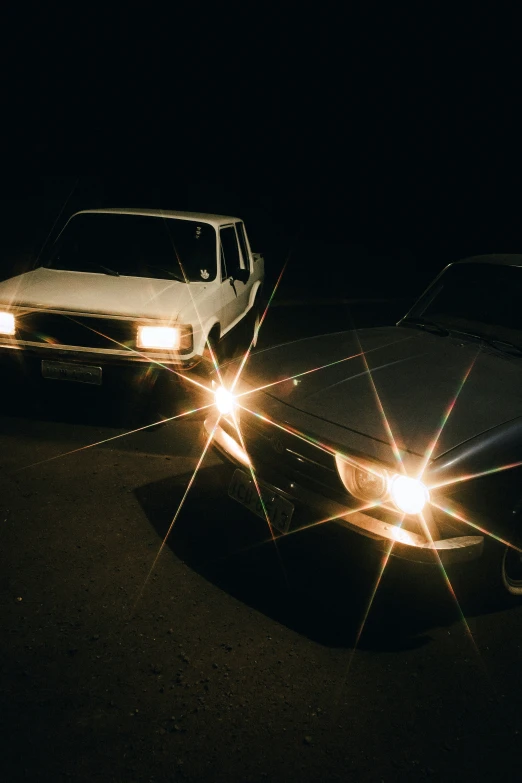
[0,267,207,320]
[239,327,522,461]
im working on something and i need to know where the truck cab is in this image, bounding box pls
[0,208,265,389]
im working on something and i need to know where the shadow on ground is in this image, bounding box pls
[1,369,202,430]
[135,461,513,652]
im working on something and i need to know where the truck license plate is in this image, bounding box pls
[41,360,102,385]
[228,469,294,533]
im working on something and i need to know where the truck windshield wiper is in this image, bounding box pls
[43,260,120,276]
[90,262,120,277]
[142,264,185,282]
[401,317,449,336]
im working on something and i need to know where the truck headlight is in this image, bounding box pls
[137,325,181,350]
[0,311,15,336]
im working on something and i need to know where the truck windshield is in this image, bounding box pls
[407,262,522,346]
[43,213,217,282]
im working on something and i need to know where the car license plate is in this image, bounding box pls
[228,468,294,533]
[41,360,102,385]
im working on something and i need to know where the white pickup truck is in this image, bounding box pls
[0,208,264,390]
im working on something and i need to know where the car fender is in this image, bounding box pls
[428,417,522,540]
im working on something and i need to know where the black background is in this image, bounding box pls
[2,9,522,781]
[1,5,521,309]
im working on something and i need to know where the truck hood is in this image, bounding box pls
[0,267,208,320]
[239,327,522,460]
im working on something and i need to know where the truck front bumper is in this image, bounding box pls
[0,341,200,372]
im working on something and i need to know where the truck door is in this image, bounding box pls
[219,224,250,333]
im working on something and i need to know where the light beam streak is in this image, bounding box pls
[281,500,382,539]
[428,460,522,491]
[230,415,271,531]
[234,335,418,401]
[416,352,479,479]
[230,415,291,586]
[334,538,397,706]
[352,330,405,473]
[231,260,289,394]
[12,402,214,473]
[327,326,406,701]
[133,415,222,609]
[430,500,522,552]
[33,179,80,268]
[418,510,479,653]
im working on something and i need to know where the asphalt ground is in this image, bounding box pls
[1,300,522,782]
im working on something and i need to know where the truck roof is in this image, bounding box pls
[72,208,242,228]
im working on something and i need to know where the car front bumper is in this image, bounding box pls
[204,412,484,566]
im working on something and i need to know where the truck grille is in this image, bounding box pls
[15,312,134,350]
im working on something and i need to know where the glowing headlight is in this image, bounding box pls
[137,326,180,350]
[0,311,15,336]
[390,475,429,515]
[215,386,236,416]
[335,451,429,514]
[335,454,389,502]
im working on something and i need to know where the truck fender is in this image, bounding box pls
[248,280,263,310]
[194,317,220,357]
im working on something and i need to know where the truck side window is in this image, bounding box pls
[220,226,241,277]
[236,222,250,270]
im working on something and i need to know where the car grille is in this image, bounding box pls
[15,311,134,351]
[234,408,347,500]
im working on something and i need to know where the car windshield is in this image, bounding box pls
[406,262,522,348]
[42,213,217,282]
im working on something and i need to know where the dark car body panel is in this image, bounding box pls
[240,327,522,463]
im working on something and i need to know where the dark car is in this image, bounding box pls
[205,255,522,597]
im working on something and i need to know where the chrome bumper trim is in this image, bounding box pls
[0,341,198,368]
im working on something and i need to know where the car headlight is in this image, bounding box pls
[137,325,181,350]
[214,385,237,416]
[0,311,15,336]
[335,452,429,513]
[335,453,389,502]
[389,475,429,515]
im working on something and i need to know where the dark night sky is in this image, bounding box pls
[1,6,521,303]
